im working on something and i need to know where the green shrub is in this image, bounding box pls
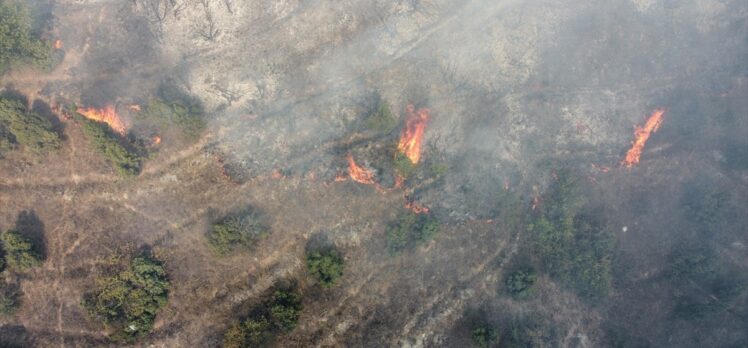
[139,98,205,139]
[393,151,416,178]
[364,98,396,133]
[78,116,141,176]
[1,230,42,270]
[83,253,169,341]
[386,212,439,254]
[505,268,537,299]
[0,0,52,74]
[0,97,60,154]
[222,287,302,347]
[472,326,499,347]
[206,212,269,256]
[531,170,613,299]
[306,249,345,288]
[682,186,728,232]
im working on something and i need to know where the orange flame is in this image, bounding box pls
[152,136,161,145]
[77,105,127,136]
[54,39,62,49]
[397,104,430,164]
[621,108,666,167]
[347,154,376,185]
[404,198,430,214]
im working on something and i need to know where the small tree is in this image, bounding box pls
[0,280,19,315]
[206,212,269,256]
[472,325,499,347]
[505,269,537,299]
[1,230,42,270]
[306,249,345,288]
[0,1,52,74]
[386,212,440,254]
[0,98,60,155]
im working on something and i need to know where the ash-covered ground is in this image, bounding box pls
[0,0,746,347]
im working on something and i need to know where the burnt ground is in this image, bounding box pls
[1,0,747,347]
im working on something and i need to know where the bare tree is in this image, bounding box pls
[195,0,221,41]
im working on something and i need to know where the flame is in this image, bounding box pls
[397,104,430,164]
[152,136,161,145]
[54,39,62,49]
[347,154,376,185]
[621,109,665,167]
[77,105,127,136]
[129,104,141,112]
[404,198,429,214]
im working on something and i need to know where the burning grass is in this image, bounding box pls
[397,104,430,165]
[77,105,127,136]
[621,108,666,167]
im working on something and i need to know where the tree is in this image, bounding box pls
[79,117,141,176]
[0,279,19,315]
[222,286,302,347]
[306,248,345,288]
[505,268,537,299]
[206,212,269,256]
[0,0,51,74]
[386,212,440,254]
[1,230,42,270]
[472,326,499,347]
[83,253,169,341]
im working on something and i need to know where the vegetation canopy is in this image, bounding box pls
[306,248,345,288]
[222,287,303,348]
[386,212,440,254]
[206,211,269,256]
[0,97,60,156]
[1,229,43,270]
[83,253,169,342]
[0,0,51,74]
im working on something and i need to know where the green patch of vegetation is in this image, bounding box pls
[82,253,169,342]
[0,97,60,155]
[138,97,205,140]
[472,325,499,347]
[392,151,416,178]
[78,115,141,176]
[429,162,449,177]
[1,230,42,271]
[364,97,396,133]
[0,0,52,74]
[222,287,303,347]
[505,268,537,299]
[206,212,269,256]
[306,248,345,288]
[530,170,613,299]
[386,212,440,254]
[0,279,19,315]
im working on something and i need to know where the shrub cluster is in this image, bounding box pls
[386,212,439,254]
[0,97,60,156]
[79,116,141,176]
[206,212,269,256]
[82,253,169,341]
[223,287,303,348]
[306,248,345,288]
[1,230,43,270]
[530,170,613,299]
[0,1,52,74]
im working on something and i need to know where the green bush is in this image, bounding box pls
[306,249,345,288]
[682,186,728,232]
[0,97,60,155]
[206,212,269,256]
[0,0,52,74]
[79,116,141,176]
[386,212,440,254]
[364,98,396,133]
[222,287,302,347]
[472,326,499,347]
[505,269,537,299]
[139,98,205,139]
[83,253,169,341]
[531,170,613,299]
[1,230,42,270]
[392,151,416,178]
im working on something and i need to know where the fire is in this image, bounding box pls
[347,154,376,185]
[129,104,141,112]
[621,108,666,167]
[151,136,161,145]
[54,39,62,49]
[397,104,430,164]
[404,198,429,214]
[77,105,127,136]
